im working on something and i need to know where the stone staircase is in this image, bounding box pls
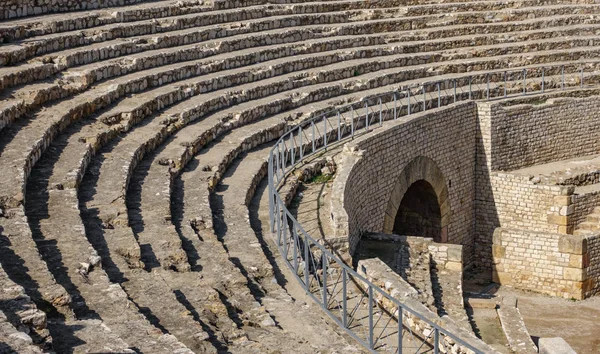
[0,0,599,351]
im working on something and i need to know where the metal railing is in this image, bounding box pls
[267,62,600,353]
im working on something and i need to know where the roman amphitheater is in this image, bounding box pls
[4,0,600,353]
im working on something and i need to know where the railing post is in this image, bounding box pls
[304,234,309,287]
[365,101,369,130]
[323,115,327,150]
[468,76,472,100]
[523,69,527,95]
[351,107,355,138]
[407,89,411,115]
[311,121,315,153]
[290,134,295,166]
[342,269,348,328]
[379,97,382,126]
[542,67,545,93]
[393,92,397,120]
[423,85,426,111]
[268,154,274,232]
[562,65,565,90]
[368,285,374,349]
[293,226,298,271]
[337,111,341,142]
[434,328,440,354]
[581,67,584,88]
[397,306,403,353]
[322,252,327,309]
[275,196,282,246]
[298,126,303,161]
[282,213,288,256]
[274,145,280,184]
[504,71,507,97]
[453,79,457,103]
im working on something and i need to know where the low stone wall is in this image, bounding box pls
[428,242,463,272]
[492,228,592,299]
[357,258,495,354]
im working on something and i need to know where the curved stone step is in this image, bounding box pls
[23,155,196,352]
[0,2,586,90]
[0,263,51,350]
[2,12,598,134]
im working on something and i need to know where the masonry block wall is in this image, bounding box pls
[492,228,587,299]
[333,102,478,263]
[0,0,148,20]
[475,96,600,270]
[586,234,600,297]
[485,96,600,171]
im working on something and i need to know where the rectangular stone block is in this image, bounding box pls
[548,214,568,226]
[493,271,513,284]
[563,267,585,282]
[465,297,498,309]
[553,195,572,206]
[538,337,576,354]
[558,235,586,255]
[559,205,574,216]
[568,254,583,268]
[492,228,503,245]
[447,245,462,262]
[492,245,505,258]
[445,261,462,271]
[557,225,574,235]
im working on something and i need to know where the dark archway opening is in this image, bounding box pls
[392,180,442,242]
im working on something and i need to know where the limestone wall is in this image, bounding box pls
[492,228,589,299]
[586,234,600,297]
[475,96,600,270]
[0,0,149,20]
[332,102,478,263]
[484,96,600,171]
[474,170,572,269]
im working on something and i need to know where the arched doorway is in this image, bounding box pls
[383,156,450,243]
[393,180,442,241]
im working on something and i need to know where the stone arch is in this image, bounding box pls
[382,156,450,242]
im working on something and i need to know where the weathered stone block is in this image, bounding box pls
[558,235,586,255]
[563,267,585,282]
[557,225,574,235]
[548,214,568,226]
[559,205,574,216]
[447,245,462,262]
[445,261,462,271]
[492,245,505,258]
[538,337,576,354]
[553,195,572,206]
[493,271,512,284]
[492,228,503,245]
[568,254,583,268]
